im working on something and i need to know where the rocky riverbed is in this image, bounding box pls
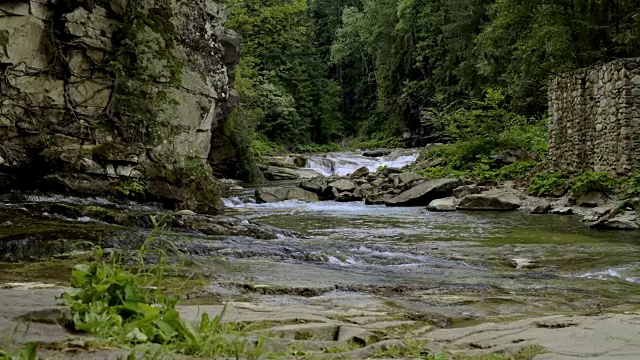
[2,150,640,359]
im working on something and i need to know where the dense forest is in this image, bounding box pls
[223,0,640,154]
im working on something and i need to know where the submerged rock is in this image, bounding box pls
[427,197,457,212]
[385,178,463,207]
[458,192,522,211]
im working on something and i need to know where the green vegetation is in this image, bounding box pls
[569,172,618,197]
[114,178,147,198]
[0,344,37,360]
[620,173,640,199]
[528,173,569,197]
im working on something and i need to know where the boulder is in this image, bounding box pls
[592,212,639,230]
[260,165,323,181]
[350,166,370,179]
[381,167,402,177]
[255,187,319,203]
[353,183,373,199]
[458,192,522,211]
[328,179,357,192]
[550,207,574,215]
[453,185,490,199]
[530,203,553,214]
[335,192,353,202]
[365,194,390,205]
[427,197,457,212]
[576,192,605,208]
[386,178,463,207]
[300,179,324,194]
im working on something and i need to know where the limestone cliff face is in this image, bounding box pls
[0,0,240,213]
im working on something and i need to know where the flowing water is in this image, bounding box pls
[303,150,419,176]
[217,196,640,323]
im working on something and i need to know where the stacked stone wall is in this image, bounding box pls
[548,58,640,175]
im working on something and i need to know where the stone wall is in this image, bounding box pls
[548,59,640,175]
[0,0,240,213]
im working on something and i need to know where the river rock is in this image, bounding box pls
[255,187,319,203]
[427,197,457,212]
[353,183,373,199]
[365,194,389,205]
[577,192,605,208]
[510,258,537,269]
[594,212,639,230]
[300,179,324,194]
[350,167,370,179]
[335,191,354,202]
[328,179,357,192]
[381,167,403,176]
[458,192,522,211]
[261,165,323,181]
[550,206,574,215]
[385,178,463,207]
[530,202,553,214]
[453,185,489,199]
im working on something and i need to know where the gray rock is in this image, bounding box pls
[335,192,354,202]
[531,202,553,214]
[300,179,324,194]
[457,192,522,211]
[550,207,574,215]
[365,194,390,205]
[453,185,490,199]
[597,212,639,230]
[427,197,457,212]
[350,166,370,179]
[386,178,463,207]
[261,165,323,181]
[255,187,319,203]
[328,179,357,192]
[577,192,605,208]
[353,183,373,199]
[381,167,402,176]
[371,178,385,187]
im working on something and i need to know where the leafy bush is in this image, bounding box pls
[497,160,541,181]
[528,172,568,197]
[114,178,147,198]
[569,172,618,196]
[0,344,37,360]
[620,173,640,199]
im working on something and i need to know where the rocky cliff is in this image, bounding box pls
[0,0,240,213]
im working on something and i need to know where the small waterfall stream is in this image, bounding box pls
[303,150,419,177]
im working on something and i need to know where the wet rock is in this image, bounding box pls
[260,165,323,181]
[362,149,391,157]
[44,173,114,195]
[386,178,463,207]
[328,179,357,192]
[255,187,319,203]
[531,202,553,214]
[458,192,522,211]
[550,207,574,215]
[365,194,390,205]
[293,156,308,167]
[300,179,325,194]
[577,192,605,208]
[176,209,197,216]
[453,185,490,199]
[427,197,457,212]
[381,167,402,177]
[350,167,370,179]
[593,212,639,230]
[353,183,373,199]
[335,192,354,202]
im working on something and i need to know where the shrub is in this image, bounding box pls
[620,173,640,199]
[114,178,147,198]
[569,172,618,196]
[0,343,37,360]
[497,160,541,181]
[528,172,568,197]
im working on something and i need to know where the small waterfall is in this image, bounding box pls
[304,150,419,177]
[305,158,337,177]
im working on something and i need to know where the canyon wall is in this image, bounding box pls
[0,0,240,213]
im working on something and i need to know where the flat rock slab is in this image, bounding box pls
[425,314,640,359]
